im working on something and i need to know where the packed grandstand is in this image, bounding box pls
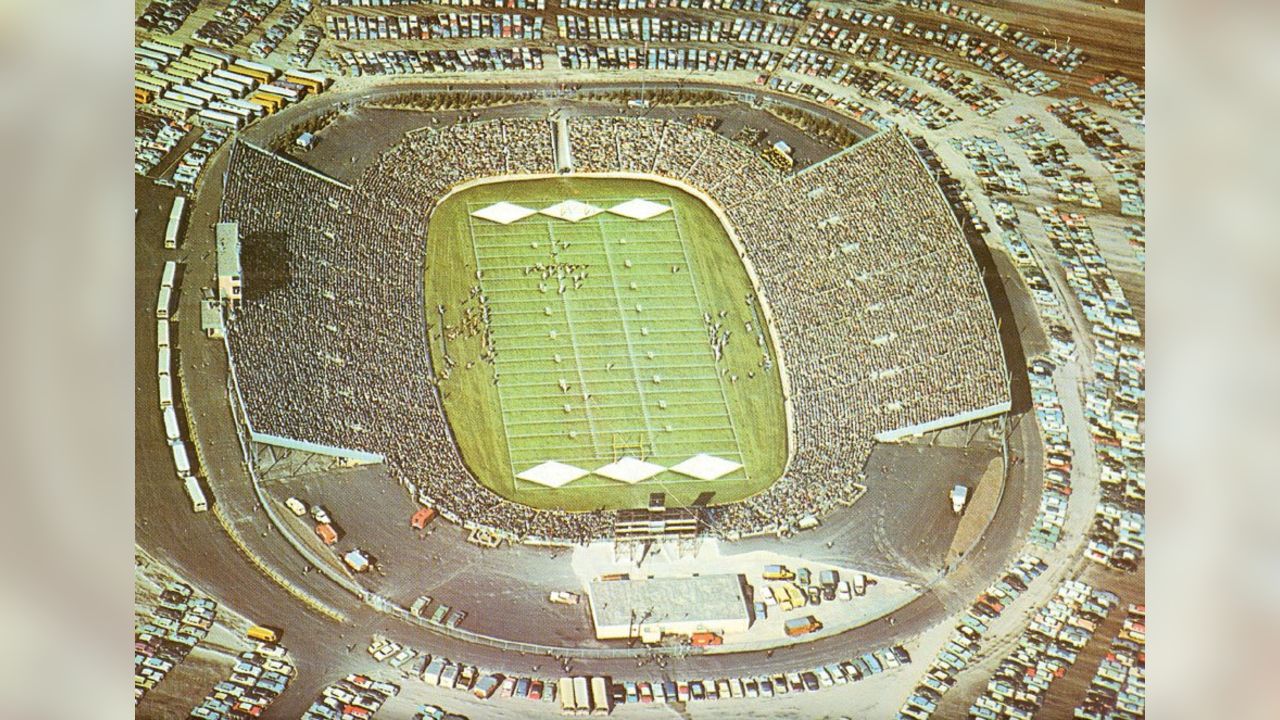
[220,116,1009,543]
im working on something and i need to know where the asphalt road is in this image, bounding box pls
[134,81,1048,719]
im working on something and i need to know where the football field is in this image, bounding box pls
[426,177,785,511]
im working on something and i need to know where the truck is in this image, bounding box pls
[410,506,436,530]
[246,626,279,643]
[951,485,970,514]
[315,523,338,545]
[784,616,823,637]
[853,573,867,596]
[763,564,795,581]
[818,569,839,590]
[342,549,371,573]
[473,674,500,699]
[549,591,581,605]
[183,476,207,512]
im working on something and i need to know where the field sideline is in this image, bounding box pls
[425,176,786,511]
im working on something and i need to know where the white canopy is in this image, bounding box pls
[595,456,665,484]
[609,198,672,221]
[471,201,537,225]
[540,200,603,222]
[516,461,590,488]
[669,453,743,481]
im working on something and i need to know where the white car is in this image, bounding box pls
[285,497,307,517]
[310,505,332,524]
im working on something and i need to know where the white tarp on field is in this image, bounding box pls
[540,200,603,222]
[595,456,665,484]
[471,202,537,225]
[669,454,743,481]
[609,198,672,221]
[516,461,590,488]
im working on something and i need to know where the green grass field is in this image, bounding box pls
[425,176,786,511]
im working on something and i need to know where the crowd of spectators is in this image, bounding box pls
[222,115,1007,543]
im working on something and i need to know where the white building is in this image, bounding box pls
[216,222,242,312]
[587,574,751,641]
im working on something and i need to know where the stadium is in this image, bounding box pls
[133,2,1145,717]
[219,115,1009,543]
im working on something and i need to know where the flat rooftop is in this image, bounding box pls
[588,574,750,632]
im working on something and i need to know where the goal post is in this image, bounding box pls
[611,432,648,462]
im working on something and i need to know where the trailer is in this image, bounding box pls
[184,476,208,512]
[163,405,181,443]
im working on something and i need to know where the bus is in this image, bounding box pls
[141,39,184,58]
[572,677,591,715]
[198,109,244,131]
[233,58,277,79]
[192,80,234,99]
[246,625,280,643]
[283,69,330,93]
[156,285,172,319]
[230,64,274,84]
[163,405,181,443]
[190,46,232,66]
[152,99,193,120]
[158,373,173,409]
[157,319,170,349]
[135,46,171,64]
[249,92,284,114]
[134,87,155,104]
[165,200,183,250]
[223,98,265,117]
[184,476,208,512]
[258,83,300,101]
[161,258,177,287]
[557,678,575,714]
[213,68,257,90]
[204,75,246,96]
[589,677,611,715]
[158,346,171,378]
[171,441,192,478]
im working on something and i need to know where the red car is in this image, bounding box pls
[528,680,543,700]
